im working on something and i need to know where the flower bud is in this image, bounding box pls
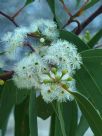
[0,79,5,85]
[62,69,68,75]
[51,67,57,74]
[40,38,45,43]
[43,79,52,84]
[67,77,73,81]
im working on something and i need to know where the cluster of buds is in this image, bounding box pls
[0,19,82,103]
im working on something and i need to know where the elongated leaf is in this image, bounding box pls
[84,0,100,10]
[16,89,29,105]
[29,90,38,136]
[25,0,34,6]
[0,81,16,128]
[75,115,89,136]
[62,101,78,136]
[54,115,62,136]
[48,0,55,15]
[75,49,102,114]
[37,95,54,119]
[71,92,102,136]
[0,117,8,136]
[54,101,78,136]
[47,0,61,28]
[0,52,5,56]
[88,29,102,48]
[60,30,89,52]
[49,114,56,136]
[76,0,82,7]
[14,98,30,136]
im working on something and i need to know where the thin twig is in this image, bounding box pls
[0,5,26,27]
[62,0,89,29]
[74,5,102,35]
[12,5,25,19]
[60,0,72,17]
[27,33,40,39]
[62,18,81,29]
[0,11,19,27]
[24,42,35,52]
[73,0,89,18]
[0,71,14,80]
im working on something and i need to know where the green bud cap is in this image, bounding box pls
[62,69,68,75]
[43,79,52,84]
[67,77,73,81]
[51,67,57,74]
[0,79,5,85]
[55,75,61,81]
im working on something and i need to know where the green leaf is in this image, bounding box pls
[0,81,16,128]
[75,115,89,136]
[62,101,78,136]
[47,0,61,28]
[49,114,56,136]
[57,103,67,136]
[48,0,55,15]
[25,0,34,6]
[75,49,102,114]
[16,89,29,105]
[0,117,8,136]
[88,29,102,48]
[29,90,38,136]
[0,52,5,56]
[54,101,78,136]
[84,0,100,10]
[76,0,82,7]
[14,98,30,136]
[71,92,102,136]
[54,115,62,136]
[37,95,54,119]
[59,30,89,52]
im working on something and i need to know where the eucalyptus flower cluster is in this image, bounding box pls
[1,19,82,103]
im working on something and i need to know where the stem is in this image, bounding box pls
[62,0,89,29]
[57,102,67,136]
[12,5,25,19]
[74,5,102,35]
[60,0,72,17]
[0,71,14,80]
[0,11,19,27]
[24,42,35,52]
[62,18,81,29]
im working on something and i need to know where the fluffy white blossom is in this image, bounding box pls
[1,19,83,103]
[30,19,59,40]
[40,68,75,103]
[2,27,29,59]
[13,53,43,89]
[44,39,82,74]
